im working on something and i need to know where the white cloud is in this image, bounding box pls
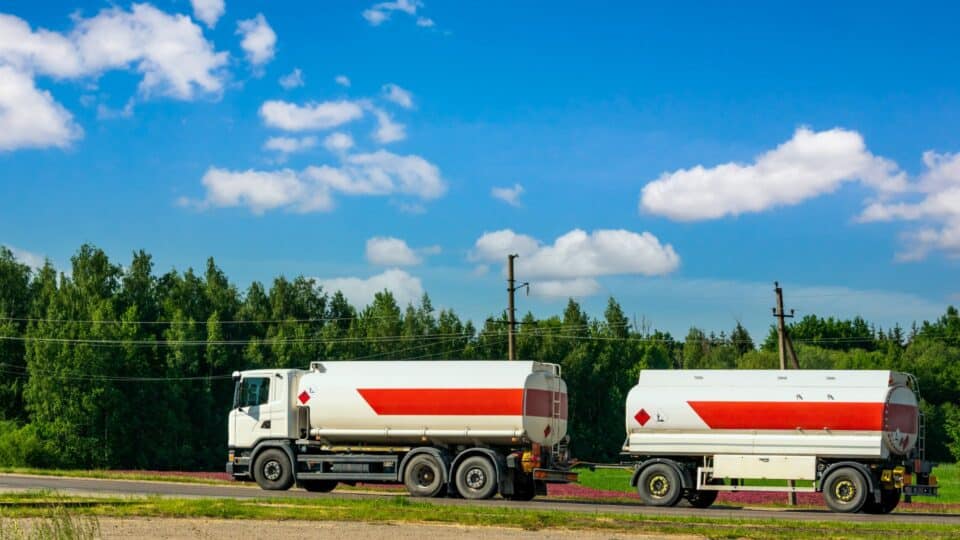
[533,278,601,298]
[193,167,332,214]
[259,99,364,131]
[263,136,317,155]
[335,74,350,87]
[0,66,82,151]
[187,150,446,214]
[362,0,420,26]
[416,17,435,27]
[4,244,46,271]
[859,151,960,261]
[382,83,413,109]
[370,107,406,143]
[640,127,906,221]
[279,68,304,89]
[190,0,225,28]
[366,237,421,266]
[471,229,680,284]
[491,184,524,207]
[304,150,445,199]
[0,6,228,101]
[69,5,229,100]
[323,132,354,153]
[317,268,424,308]
[236,14,276,69]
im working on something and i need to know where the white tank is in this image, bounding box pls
[296,361,567,446]
[624,370,918,459]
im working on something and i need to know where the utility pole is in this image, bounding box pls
[506,254,528,361]
[773,282,800,369]
[773,281,800,504]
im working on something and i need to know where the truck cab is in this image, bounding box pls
[227,369,300,476]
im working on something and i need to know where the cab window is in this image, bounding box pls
[237,377,270,408]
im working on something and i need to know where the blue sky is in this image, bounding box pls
[2,0,959,340]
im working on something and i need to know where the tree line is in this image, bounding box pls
[0,245,958,469]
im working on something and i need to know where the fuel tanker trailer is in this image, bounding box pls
[623,370,938,513]
[227,361,576,500]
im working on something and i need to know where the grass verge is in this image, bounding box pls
[0,491,957,539]
[0,468,234,486]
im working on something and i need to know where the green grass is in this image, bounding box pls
[0,468,235,486]
[0,491,957,539]
[0,503,100,540]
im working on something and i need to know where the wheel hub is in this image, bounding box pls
[835,479,856,502]
[264,460,282,481]
[648,474,670,498]
[416,466,435,487]
[466,467,487,489]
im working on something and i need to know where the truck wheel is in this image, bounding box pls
[637,463,682,507]
[822,467,868,513]
[253,449,294,491]
[404,454,446,498]
[507,471,536,501]
[862,488,900,514]
[456,456,498,500]
[301,480,338,493]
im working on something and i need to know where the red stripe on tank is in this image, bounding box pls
[687,401,885,430]
[357,388,524,416]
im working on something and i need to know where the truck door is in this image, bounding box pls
[233,376,272,448]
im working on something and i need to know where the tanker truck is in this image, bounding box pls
[623,369,938,513]
[226,360,576,500]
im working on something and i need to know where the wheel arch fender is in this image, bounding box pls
[819,461,878,500]
[250,440,296,474]
[399,447,451,484]
[630,458,692,490]
[452,448,506,491]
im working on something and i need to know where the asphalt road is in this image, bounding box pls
[0,473,955,525]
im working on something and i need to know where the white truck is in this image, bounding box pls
[623,369,938,513]
[227,360,576,500]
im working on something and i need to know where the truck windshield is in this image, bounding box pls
[234,377,270,409]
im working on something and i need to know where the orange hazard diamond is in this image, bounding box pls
[634,408,651,426]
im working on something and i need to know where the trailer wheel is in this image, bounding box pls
[822,467,868,513]
[686,479,721,508]
[301,480,338,493]
[404,454,446,498]
[253,449,294,491]
[637,463,683,507]
[862,488,900,514]
[456,456,498,500]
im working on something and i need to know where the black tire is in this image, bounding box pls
[822,467,868,513]
[686,489,719,508]
[686,479,722,508]
[637,463,683,507]
[253,449,294,491]
[455,456,499,500]
[862,488,900,514]
[301,480,338,493]
[507,471,536,501]
[404,453,447,498]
